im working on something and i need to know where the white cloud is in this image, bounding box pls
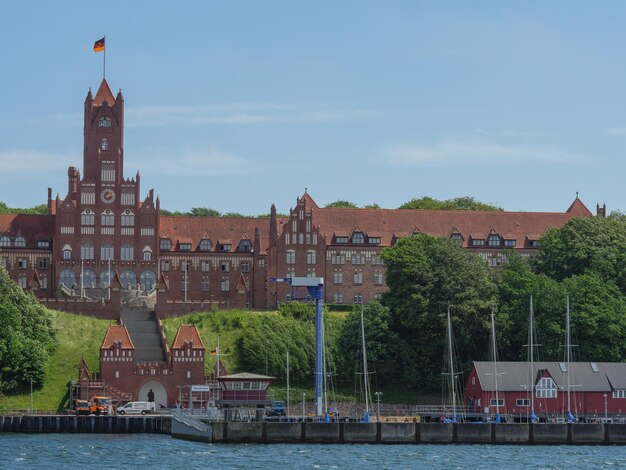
[0,149,77,174]
[132,144,255,177]
[384,138,578,167]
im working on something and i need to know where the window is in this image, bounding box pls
[101,243,114,260]
[199,239,212,251]
[307,250,317,264]
[353,292,363,303]
[352,232,364,244]
[490,399,504,407]
[80,243,94,260]
[59,269,77,287]
[306,220,311,232]
[201,260,210,272]
[18,276,27,288]
[119,270,137,289]
[351,255,365,265]
[374,272,383,285]
[180,278,189,291]
[286,250,296,264]
[221,262,230,272]
[613,390,626,399]
[82,269,97,288]
[371,255,383,265]
[504,239,516,247]
[160,238,172,250]
[471,238,485,246]
[62,248,72,260]
[241,261,250,273]
[305,233,311,245]
[368,237,381,245]
[313,233,317,245]
[221,278,230,292]
[81,211,94,226]
[38,258,47,269]
[536,377,557,399]
[333,271,343,284]
[101,138,108,150]
[292,220,297,232]
[161,260,170,272]
[121,211,135,226]
[335,236,348,244]
[18,258,27,269]
[353,271,363,284]
[98,117,112,128]
[218,243,231,252]
[307,270,316,278]
[120,244,134,261]
[37,240,50,249]
[142,249,152,261]
[299,234,304,244]
[516,399,530,407]
[100,270,111,288]
[450,233,463,243]
[331,254,345,265]
[40,276,47,290]
[591,362,599,373]
[181,261,191,272]
[237,239,252,252]
[0,236,10,247]
[201,278,210,292]
[334,292,343,303]
[101,211,114,226]
[487,235,500,247]
[528,240,539,248]
[179,243,192,251]
[285,233,290,245]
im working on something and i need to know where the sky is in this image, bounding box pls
[2,1,626,215]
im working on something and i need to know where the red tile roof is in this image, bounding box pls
[0,214,55,248]
[171,325,205,349]
[100,325,135,349]
[159,216,272,254]
[301,194,593,249]
[93,79,116,106]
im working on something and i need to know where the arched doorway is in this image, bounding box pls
[138,380,168,408]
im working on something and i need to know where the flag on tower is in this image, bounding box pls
[94,37,105,53]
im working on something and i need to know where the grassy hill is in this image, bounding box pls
[0,310,111,412]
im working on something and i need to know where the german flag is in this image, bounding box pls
[93,37,105,53]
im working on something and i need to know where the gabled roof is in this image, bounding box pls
[171,325,205,349]
[0,214,54,248]
[472,361,626,393]
[93,79,116,106]
[100,325,135,350]
[159,216,271,254]
[566,197,593,217]
[218,372,274,380]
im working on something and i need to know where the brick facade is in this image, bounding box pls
[0,78,601,316]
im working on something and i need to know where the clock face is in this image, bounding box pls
[101,189,115,204]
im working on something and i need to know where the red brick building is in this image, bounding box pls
[0,78,603,316]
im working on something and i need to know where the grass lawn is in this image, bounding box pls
[0,310,111,412]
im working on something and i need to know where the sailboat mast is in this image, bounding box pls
[529,295,535,416]
[566,295,571,415]
[360,303,370,416]
[491,306,499,419]
[286,348,290,420]
[447,307,456,421]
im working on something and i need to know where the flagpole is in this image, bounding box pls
[103,35,106,79]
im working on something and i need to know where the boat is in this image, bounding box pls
[490,305,502,423]
[527,295,539,423]
[565,295,577,423]
[359,302,371,423]
[442,307,463,423]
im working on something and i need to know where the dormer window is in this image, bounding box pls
[335,236,348,244]
[14,236,26,248]
[352,232,364,244]
[368,237,381,245]
[199,239,212,251]
[536,376,557,398]
[487,235,500,247]
[37,240,50,249]
[528,240,538,248]
[471,238,485,246]
[218,243,232,252]
[504,239,516,247]
[179,243,192,251]
[160,238,172,250]
[0,236,10,247]
[237,239,252,252]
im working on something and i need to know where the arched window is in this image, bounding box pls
[121,210,135,226]
[81,268,97,288]
[120,270,137,289]
[81,210,95,226]
[62,244,72,260]
[59,269,77,288]
[140,270,157,290]
[160,238,172,250]
[199,239,212,251]
[14,236,26,248]
[100,270,111,288]
[306,250,317,264]
[101,210,114,226]
[237,239,252,252]
[101,138,108,151]
[142,246,152,261]
[487,234,501,247]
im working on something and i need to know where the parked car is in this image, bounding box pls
[116,401,155,415]
[267,400,286,417]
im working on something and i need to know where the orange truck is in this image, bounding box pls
[74,396,113,415]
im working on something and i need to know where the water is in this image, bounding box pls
[0,434,624,469]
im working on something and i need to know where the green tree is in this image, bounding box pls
[325,200,358,208]
[189,207,221,217]
[0,201,48,215]
[336,301,401,385]
[533,216,626,295]
[380,234,496,390]
[0,268,57,393]
[398,196,502,211]
[363,203,381,209]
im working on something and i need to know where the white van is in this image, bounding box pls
[116,401,156,415]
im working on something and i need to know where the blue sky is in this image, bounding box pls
[2,1,626,215]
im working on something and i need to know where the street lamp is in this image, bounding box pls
[374,392,382,422]
[265,340,269,376]
[302,392,306,421]
[604,393,608,421]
